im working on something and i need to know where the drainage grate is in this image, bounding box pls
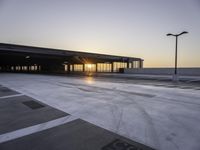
[102,139,144,150]
[1,88,12,92]
[22,100,45,110]
[179,86,192,89]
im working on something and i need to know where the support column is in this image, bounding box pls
[111,62,114,72]
[38,65,41,72]
[67,64,70,73]
[127,61,129,68]
[5,66,8,71]
[83,64,85,72]
[72,64,74,72]
[126,58,130,69]
[95,64,98,72]
[130,62,133,68]
[139,60,143,68]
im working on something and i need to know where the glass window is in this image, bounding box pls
[74,64,83,72]
[85,64,96,72]
[97,63,112,72]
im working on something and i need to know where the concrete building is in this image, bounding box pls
[0,43,143,73]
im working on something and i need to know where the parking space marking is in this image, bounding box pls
[0,115,78,144]
[0,94,24,99]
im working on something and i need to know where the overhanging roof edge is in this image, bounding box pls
[0,43,143,61]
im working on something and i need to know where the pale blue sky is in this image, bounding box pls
[0,0,200,67]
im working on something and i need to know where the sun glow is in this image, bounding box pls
[86,64,92,69]
[85,64,96,72]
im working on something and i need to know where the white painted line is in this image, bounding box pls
[0,115,78,144]
[0,94,24,99]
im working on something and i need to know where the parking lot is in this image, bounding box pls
[0,73,200,150]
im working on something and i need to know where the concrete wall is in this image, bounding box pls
[124,68,200,76]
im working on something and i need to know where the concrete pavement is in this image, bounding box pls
[0,73,200,150]
[0,78,155,150]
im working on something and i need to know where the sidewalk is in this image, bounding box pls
[93,73,200,82]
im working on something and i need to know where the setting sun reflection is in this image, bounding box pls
[85,76,95,84]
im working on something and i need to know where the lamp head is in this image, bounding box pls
[166,33,173,36]
[179,31,188,36]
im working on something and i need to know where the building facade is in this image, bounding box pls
[0,43,143,73]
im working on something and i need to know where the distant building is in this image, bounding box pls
[0,43,143,73]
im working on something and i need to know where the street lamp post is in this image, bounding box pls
[166,31,188,81]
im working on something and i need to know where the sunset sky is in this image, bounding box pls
[0,0,200,67]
